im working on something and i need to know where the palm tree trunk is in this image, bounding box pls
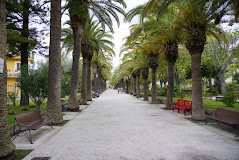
[133,77,136,96]
[191,52,205,120]
[136,70,140,98]
[143,78,148,101]
[151,67,158,104]
[81,57,87,105]
[94,73,98,93]
[86,58,92,101]
[0,1,16,157]
[68,25,84,110]
[166,62,175,109]
[46,0,63,123]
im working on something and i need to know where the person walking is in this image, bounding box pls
[121,87,123,94]
[118,88,120,94]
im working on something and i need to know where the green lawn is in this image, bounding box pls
[159,96,239,111]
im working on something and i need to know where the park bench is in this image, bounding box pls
[171,99,192,116]
[205,108,239,137]
[12,110,53,144]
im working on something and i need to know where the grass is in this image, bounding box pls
[159,96,239,111]
[1,150,33,160]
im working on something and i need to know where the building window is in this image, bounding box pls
[16,63,21,70]
[15,61,21,71]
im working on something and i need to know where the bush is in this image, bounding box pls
[21,106,29,111]
[221,91,238,107]
[7,91,17,106]
[161,85,179,96]
[29,104,36,108]
[177,91,186,99]
[8,110,15,115]
[18,66,48,109]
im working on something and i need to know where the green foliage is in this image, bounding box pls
[233,73,239,84]
[21,106,29,111]
[7,91,17,106]
[177,91,186,99]
[221,91,238,107]
[8,110,15,115]
[69,1,89,22]
[160,85,179,96]
[61,74,71,97]
[18,66,48,109]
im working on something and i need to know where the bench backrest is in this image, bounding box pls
[177,99,185,106]
[215,108,239,123]
[184,100,192,108]
[14,110,43,129]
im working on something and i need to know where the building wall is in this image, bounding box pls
[6,56,33,96]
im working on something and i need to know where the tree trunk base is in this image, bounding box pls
[191,111,206,121]
[87,99,92,101]
[151,100,158,104]
[67,108,80,112]
[0,143,15,158]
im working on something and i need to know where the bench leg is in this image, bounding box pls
[178,108,180,113]
[48,123,53,129]
[23,130,33,144]
[184,110,186,116]
[190,109,192,115]
[205,118,208,125]
[172,107,174,111]
[236,125,239,137]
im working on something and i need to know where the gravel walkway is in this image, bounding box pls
[23,89,239,160]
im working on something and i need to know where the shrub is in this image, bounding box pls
[8,110,15,115]
[221,91,238,107]
[7,91,17,106]
[21,106,29,111]
[18,66,48,109]
[161,85,179,96]
[177,91,186,99]
[29,104,36,108]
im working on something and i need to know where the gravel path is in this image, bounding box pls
[23,89,239,160]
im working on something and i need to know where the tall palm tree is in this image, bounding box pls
[62,17,115,103]
[0,0,16,157]
[67,0,126,110]
[46,0,63,123]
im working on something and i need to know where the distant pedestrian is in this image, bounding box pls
[118,88,120,94]
[121,87,123,93]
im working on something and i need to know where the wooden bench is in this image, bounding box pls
[171,99,192,116]
[205,108,239,137]
[12,110,53,144]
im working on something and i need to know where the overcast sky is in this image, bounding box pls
[110,0,149,69]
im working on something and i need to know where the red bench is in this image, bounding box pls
[172,99,192,116]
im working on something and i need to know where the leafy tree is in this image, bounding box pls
[205,31,239,94]
[18,67,48,109]
[6,0,49,106]
[0,1,16,157]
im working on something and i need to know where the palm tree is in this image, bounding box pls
[0,0,16,157]
[62,17,115,103]
[67,0,126,110]
[136,0,227,120]
[46,0,63,123]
